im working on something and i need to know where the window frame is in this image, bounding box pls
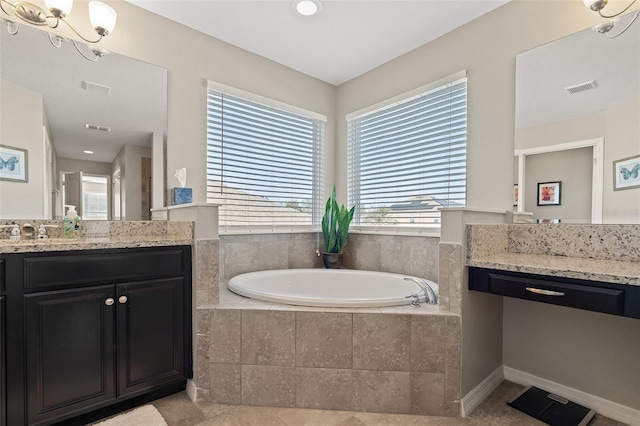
[346,70,467,234]
[206,81,327,233]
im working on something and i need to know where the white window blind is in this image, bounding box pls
[347,75,467,226]
[206,86,325,227]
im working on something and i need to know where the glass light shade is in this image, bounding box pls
[89,1,117,35]
[583,0,608,11]
[44,0,73,16]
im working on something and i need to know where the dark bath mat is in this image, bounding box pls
[507,385,596,426]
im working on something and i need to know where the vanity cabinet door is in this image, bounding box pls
[0,295,5,426]
[24,285,116,425]
[117,278,185,398]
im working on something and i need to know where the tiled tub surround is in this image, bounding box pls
[466,224,640,285]
[192,232,463,416]
[202,309,461,416]
[0,219,193,253]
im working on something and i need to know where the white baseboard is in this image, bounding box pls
[503,366,640,426]
[185,379,197,402]
[460,365,504,417]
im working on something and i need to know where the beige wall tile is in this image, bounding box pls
[353,314,411,371]
[295,368,355,411]
[410,315,446,373]
[446,316,461,345]
[410,372,445,415]
[296,312,353,368]
[342,239,381,271]
[352,370,411,414]
[242,311,295,366]
[258,240,289,270]
[241,365,296,408]
[223,242,260,279]
[196,239,219,291]
[288,238,323,269]
[211,310,241,364]
[210,363,241,404]
[196,310,210,335]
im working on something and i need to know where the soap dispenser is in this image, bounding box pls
[63,206,81,238]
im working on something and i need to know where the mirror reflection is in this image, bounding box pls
[0,21,167,220]
[514,11,640,224]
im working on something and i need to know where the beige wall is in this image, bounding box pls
[523,147,593,223]
[112,144,151,220]
[74,0,336,205]
[503,298,640,410]
[335,1,605,206]
[604,97,640,223]
[57,157,112,176]
[0,80,45,219]
[516,96,640,223]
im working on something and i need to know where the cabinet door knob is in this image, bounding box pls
[119,295,128,304]
[105,298,115,306]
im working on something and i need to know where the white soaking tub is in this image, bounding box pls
[228,268,438,308]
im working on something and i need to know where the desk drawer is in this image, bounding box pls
[24,248,188,290]
[486,272,624,316]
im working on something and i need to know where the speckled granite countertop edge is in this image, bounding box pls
[0,236,193,254]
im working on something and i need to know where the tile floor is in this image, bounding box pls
[147,380,628,426]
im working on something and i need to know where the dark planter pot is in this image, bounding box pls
[322,252,344,269]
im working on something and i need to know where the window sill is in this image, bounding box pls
[350,225,441,238]
[218,225,441,238]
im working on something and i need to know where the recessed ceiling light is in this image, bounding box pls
[83,150,94,154]
[293,0,322,17]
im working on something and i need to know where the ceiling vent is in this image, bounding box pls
[85,124,111,132]
[565,80,598,94]
[82,80,111,95]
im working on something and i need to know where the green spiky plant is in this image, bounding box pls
[321,186,355,253]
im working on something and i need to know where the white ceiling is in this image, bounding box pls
[126,0,510,86]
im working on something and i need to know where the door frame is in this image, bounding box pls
[515,137,604,223]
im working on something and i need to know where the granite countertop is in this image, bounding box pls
[466,252,640,287]
[0,235,193,254]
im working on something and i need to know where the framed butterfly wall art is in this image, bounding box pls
[0,145,28,183]
[613,155,640,191]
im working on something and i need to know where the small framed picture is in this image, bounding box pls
[537,181,561,206]
[613,155,640,191]
[0,144,28,183]
[513,184,519,207]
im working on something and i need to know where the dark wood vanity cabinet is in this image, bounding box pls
[1,258,5,426]
[3,245,192,426]
[468,267,640,319]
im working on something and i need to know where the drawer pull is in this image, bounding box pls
[526,287,565,297]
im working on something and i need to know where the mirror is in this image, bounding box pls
[0,20,167,220]
[514,11,640,224]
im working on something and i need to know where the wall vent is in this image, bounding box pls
[82,80,111,95]
[565,80,598,94]
[85,124,111,132]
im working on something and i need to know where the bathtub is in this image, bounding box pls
[228,268,438,308]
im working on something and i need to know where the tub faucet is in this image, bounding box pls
[404,276,438,305]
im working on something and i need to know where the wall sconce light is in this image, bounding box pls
[0,0,116,60]
[583,0,639,38]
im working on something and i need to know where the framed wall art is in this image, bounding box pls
[613,155,640,191]
[537,181,561,206]
[0,144,28,183]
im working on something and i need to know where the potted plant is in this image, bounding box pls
[321,186,355,268]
